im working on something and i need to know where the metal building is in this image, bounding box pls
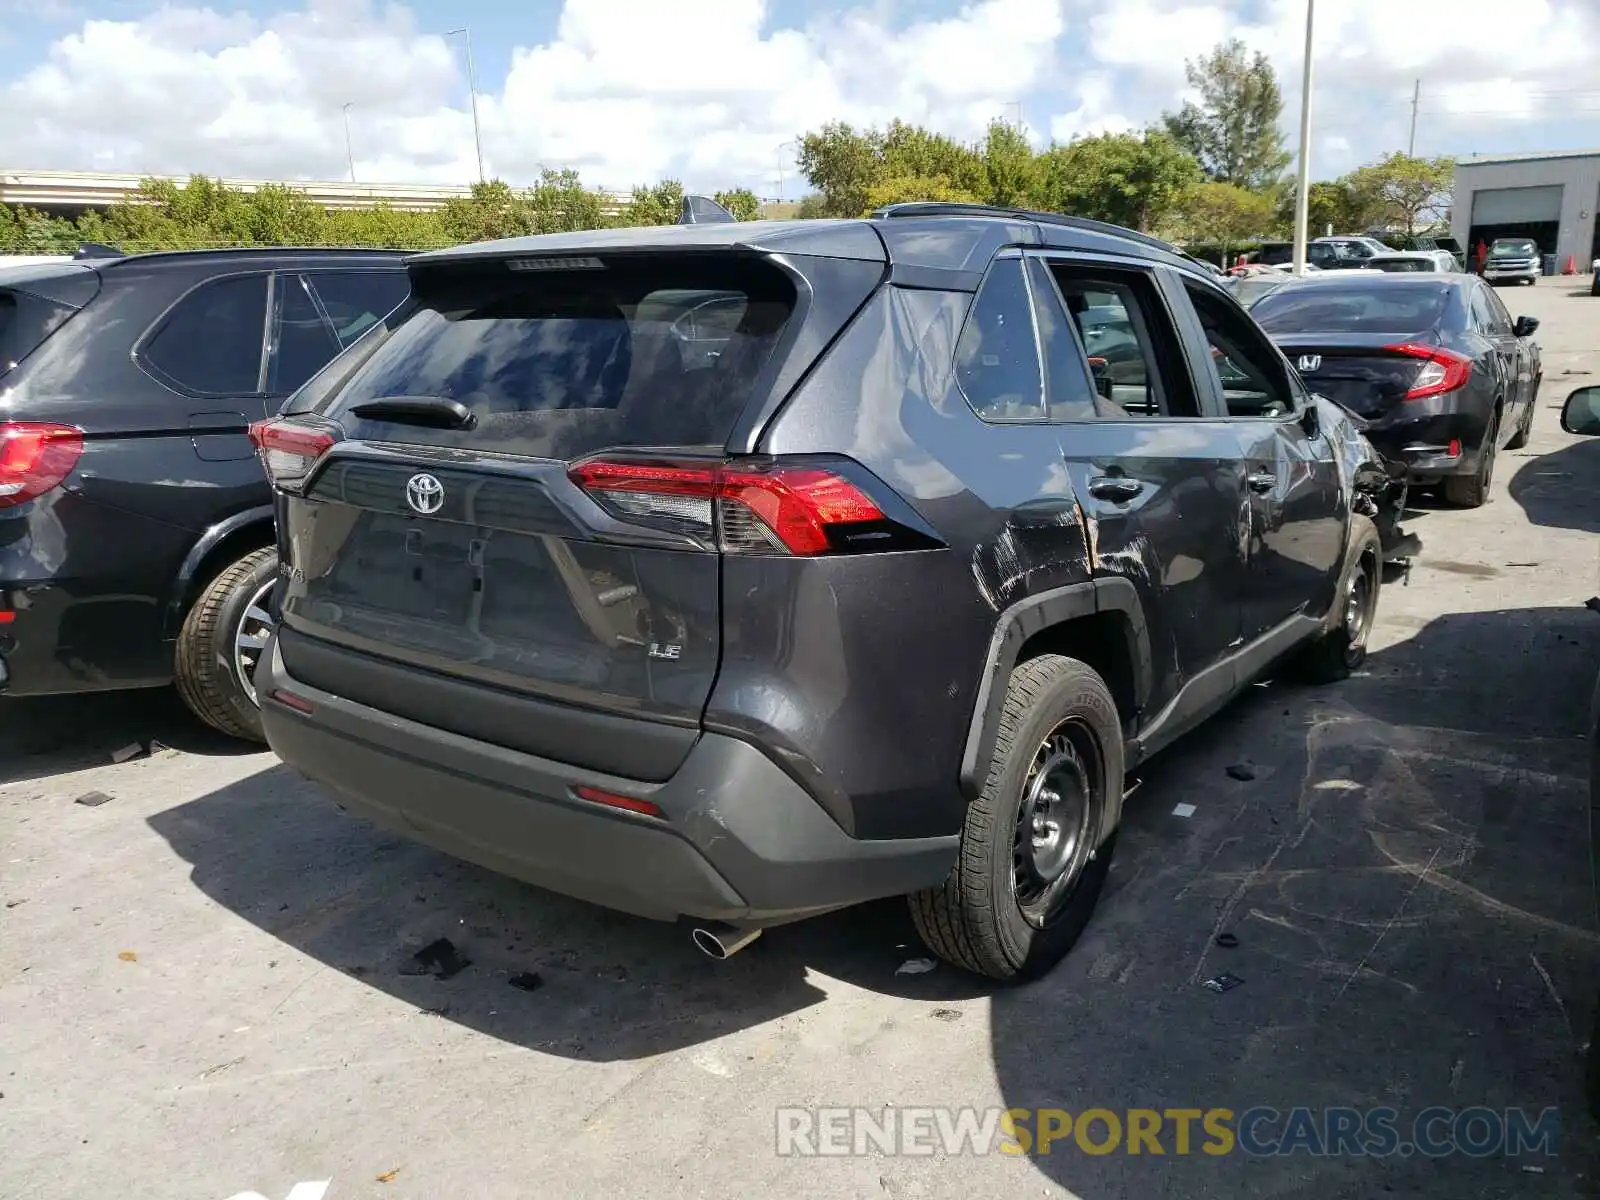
[1451,149,1600,269]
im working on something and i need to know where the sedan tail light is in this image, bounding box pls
[569,457,925,556]
[249,417,337,491]
[0,422,84,509]
[1382,343,1473,400]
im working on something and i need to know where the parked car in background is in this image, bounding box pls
[1226,266,1382,310]
[0,248,410,739]
[1309,236,1394,271]
[1366,251,1455,274]
[250,202,1396,980]
[1250,272,1541,508]
[1483,238,1542,286]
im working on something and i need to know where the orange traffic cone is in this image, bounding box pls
[1563,255,1576,274]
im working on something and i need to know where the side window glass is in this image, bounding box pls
[1483,286,1514,335]
[1468,288,1494,333]
[1026,258,1101,420]
[1184,284,1295,418]
[306,271,410,347]
[268,274,341,396]
[140,273,268,395]
[955,257,1044,422]
[1046,263,1190,417]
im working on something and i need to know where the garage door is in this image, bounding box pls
[1471,185,1563,225]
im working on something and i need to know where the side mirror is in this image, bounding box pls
[1560,386,1600,436]
[1512,315,1540,338]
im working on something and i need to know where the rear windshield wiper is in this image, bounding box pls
[347,396,477,430]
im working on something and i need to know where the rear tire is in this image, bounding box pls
[1297,515,1381,684]
[1442,410,1499,508]
[174,547,277,743]
[1505,390,1536,451]
[910,655,1122,981]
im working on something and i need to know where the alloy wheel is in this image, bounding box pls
[232,579,277,707]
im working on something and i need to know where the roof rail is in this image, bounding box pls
[870,201,1188,257]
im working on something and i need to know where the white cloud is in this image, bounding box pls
[1,0,1598,196]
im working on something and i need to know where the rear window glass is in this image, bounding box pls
[1251,283,1452,335]
[320,257,796,459]
[0,289,81,377]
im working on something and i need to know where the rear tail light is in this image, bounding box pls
[0,422,84,509]
[249,418,336,491]
[569,457,923,556]
[1382,343,1473,400]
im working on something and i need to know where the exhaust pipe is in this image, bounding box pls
[691,924,763,960]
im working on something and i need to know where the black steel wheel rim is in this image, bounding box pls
[1011,717,1102,928]
[1342,563,1373,665]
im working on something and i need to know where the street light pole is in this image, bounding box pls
[1291,0,1316,275]
[447,26,486,183]
[342,102,356,184]
[775,139,797,202]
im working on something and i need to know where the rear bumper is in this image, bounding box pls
[0,581,173,696]
[1361,391,1492,482]
[257,635,959,926]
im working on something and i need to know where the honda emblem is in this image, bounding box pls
[1297,354,1322,372]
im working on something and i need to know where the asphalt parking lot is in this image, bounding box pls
[3,279,1599,1200]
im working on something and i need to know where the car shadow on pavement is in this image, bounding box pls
[148,762,995,1064]
[1510,435,1600,536]
[0,687,258,786]
[991,605,1600,1197]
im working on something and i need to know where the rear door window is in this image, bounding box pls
[1041,262,1193,417]
[140,273,269,395]
[267,274,341,396]
[320,256,795,460]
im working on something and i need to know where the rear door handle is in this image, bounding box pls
[1247,472,1277,493]
[1087,475,1144,502]
[1014,498,1078,528]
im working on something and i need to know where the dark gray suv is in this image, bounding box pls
[251,203,1389,980]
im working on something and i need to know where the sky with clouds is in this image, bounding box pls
[2,0,1598,196]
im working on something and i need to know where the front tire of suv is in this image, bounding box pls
[910,655,1122,981]
[1297,515,1381,684]
[174,546,278,744]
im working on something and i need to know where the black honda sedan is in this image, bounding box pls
[1249,273,1542,508]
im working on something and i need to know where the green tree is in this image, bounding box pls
[1179,181,1275,250]
[1038,129,1202,232]
[713,187,761,221]
[621,179,685,226]
[863,174,983,211]
[982,120,1040,207]
[1162,39,1290,190]
[1346,153,1454,234]
[796,122,886,218]
[528,168,610,233]
[881,120,987,196]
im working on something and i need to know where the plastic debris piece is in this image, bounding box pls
[376,1168,401,1184]
[1172,803,1197,818]
[930,1008,963,1022]
[1201,972,1244,994]
[110,742,146,764]
[117,950,138,963]
[400,937,471,980]
[1225,762,1257,781]
[75,791,113,807]
[1215,933,1239,949]
[508,971,544,992]
[896,958,937,976]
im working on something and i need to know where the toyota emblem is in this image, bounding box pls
[1297,354,1322,372]
[405,472,445,515]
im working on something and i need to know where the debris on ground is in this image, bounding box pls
[896,958,937,976]
[1201,973,1244,994]
[1172,803,1197,819]
[376,1167,401,1183]
[74,791,113,808]
[1215,933,1239,949]
[117,950,138,963]
[110,742,147,764]
[508,972,544,992]
[1225,762,1257,781]
[4,899,25,909]
[930,1008,963,1022]
[398,937,471,980]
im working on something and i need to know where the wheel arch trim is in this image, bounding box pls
[163,504,276,639]
[958,578,1152,800]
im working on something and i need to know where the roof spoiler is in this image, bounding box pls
[678,195,736,225]
[74,242,124,260]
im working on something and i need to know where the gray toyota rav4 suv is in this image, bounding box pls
[251,203,1391,980]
